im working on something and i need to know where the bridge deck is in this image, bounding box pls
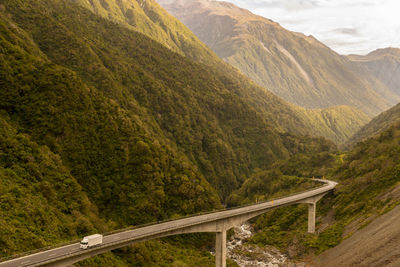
[0,179,337,267]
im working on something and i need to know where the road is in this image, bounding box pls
[0,179,337,267]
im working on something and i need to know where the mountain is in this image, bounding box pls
[2,0,394,264]
[348,48,400,98]
[346,49,400,146]
[1,0,340,198]
[158,0,400,117]
[348,102,400,146]
[0,0,339,264]
[68,0,370,146]
[73,0,372,146]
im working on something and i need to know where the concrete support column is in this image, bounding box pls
[215,230,227,267]
[308,202,316,233]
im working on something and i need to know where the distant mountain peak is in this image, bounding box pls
[348,47,400,62]
[159,0,400,117]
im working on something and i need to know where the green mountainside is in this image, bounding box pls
[0,115,102,256]
[80,0,375,146]
[0,7,222,264]
[298,105,370,145]
[1,0,335,198]
[71,0,371,146]
[229,121,400,258]
[70,0,217,64]
[1,0,398,265]
[0,0,337,264]
[348,102,400,146]
[158,0,399,117]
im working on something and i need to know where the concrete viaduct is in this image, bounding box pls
[0,179,337,267]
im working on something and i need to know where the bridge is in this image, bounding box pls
[0,179,337,267]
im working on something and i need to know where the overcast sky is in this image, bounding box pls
[219,0,400,55]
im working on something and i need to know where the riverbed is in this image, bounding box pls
[226,223,305,267]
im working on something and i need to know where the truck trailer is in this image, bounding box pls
[80,234,103,249]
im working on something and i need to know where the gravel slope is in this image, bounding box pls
[313,204,400,266]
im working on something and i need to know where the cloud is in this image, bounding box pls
[218,0,400,55]
[330,28,360,36]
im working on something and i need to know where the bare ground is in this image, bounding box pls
[311,204,400,266]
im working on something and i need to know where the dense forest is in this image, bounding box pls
[1,0,400,266]
[0,0,334,265]
[348,102,400,146]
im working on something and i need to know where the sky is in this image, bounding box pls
[218,0,400,55]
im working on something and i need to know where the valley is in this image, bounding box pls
[0,0,399,266]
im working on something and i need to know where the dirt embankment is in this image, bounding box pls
[312,204,400,266]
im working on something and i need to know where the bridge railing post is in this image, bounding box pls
[308,202,316,233]
[215,230,227,267]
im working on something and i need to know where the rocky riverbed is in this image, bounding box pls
[227,223,305,267]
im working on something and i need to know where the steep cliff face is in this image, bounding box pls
[158,0,399,117]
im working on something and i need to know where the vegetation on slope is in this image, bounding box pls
[19,0,367,147]
[299,105,370,145]
[348,102,400,146]
[0,10,224,264]
[0,0,337,265]
[0,115,101,256]
[232,122,400,257]
[71,0,218,65]
[2,0,336,199]
[0,12,220,225]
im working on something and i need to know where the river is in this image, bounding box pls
[226,223,305,267]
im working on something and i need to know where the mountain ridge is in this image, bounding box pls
[158,0,400,117]
[348,47,400,98]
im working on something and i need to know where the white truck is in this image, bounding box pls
[80,234,103,249]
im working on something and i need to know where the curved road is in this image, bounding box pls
[0,179,337,267]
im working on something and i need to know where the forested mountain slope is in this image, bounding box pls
[158,0,399,117]
[0,0,338,264]
[1,0,339,201]
[228,120,400,261]
[70,0,217,64]
[0,115,103,256]
[69,0,371,145]
[2,0,395,265]
[299,105,370,145]
[348,102,400,146]
[0,8,221,264]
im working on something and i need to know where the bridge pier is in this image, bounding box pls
[215,230,227,267]
[308,202,316,233]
